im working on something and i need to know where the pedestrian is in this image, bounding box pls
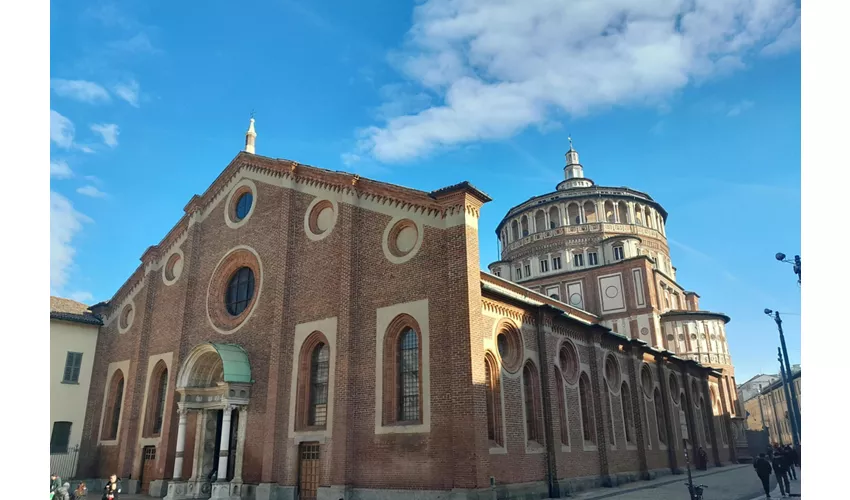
[102,475,121,500]
[698,447,708,470]
[72,483,88,500]
[771,454,790,498]
[782,445,797,480]
[55,483,71,500]
[753,453,773,499]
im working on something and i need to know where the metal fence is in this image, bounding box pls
[50,445,80,479]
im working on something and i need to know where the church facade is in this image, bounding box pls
[77,122,741,500]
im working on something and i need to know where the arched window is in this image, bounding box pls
[617,202,629,224]
[568,203,580,225]
[102,370,125,440]
[398,329,420,422]
[579,373,596,444]
[521,216,529,237]
[511,220,519,241]
[484,353,504,446]
[534,210,546,233]
[309,344,330,426]
[645,206,654,229]
[604,200,615,222]
[621,382,635,444]
[654,388,667,445]
[583,201,597,223]
[554,366,569,446]
[522,362,543,444]
[381,315,424,426]
[549,206,560,228]
[144,361,168,437]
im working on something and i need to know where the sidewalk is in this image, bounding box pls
[560,464,783,500]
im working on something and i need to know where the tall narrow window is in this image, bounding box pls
[535,210,546,233]
[104,375,125,440]
[555,367,569,446]
[516,267,522,279]
[524,264,531,276]
[152,367,168,435]
[62,352,83,383]
[398,328,420,422]
[511,220,519,241]
[540,259,549,273]
[484,354,503,446]
[700,397,711,445]
[552,256,562,270]
[523,363,542,444]
[654,388,667,445]
[573,253,584,267]
[579,373,596,444]
[621,382,634,444]
[521,216,529,237]
[613,246,625,261]
[549,206,560,228]
[588,251,598,266]
[50,421,73,454]
[309,344,330,426]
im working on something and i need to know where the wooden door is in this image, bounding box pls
[140,446,157,494]
[297,442,320,500]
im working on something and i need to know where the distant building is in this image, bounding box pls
[51,296,102,478]
[743,370,801,446]
[737,373,780,403]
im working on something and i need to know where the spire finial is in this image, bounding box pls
[245,112,257,154]
[568,134,574,151]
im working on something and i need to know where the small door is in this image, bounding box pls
[297,442,321,500]
[140,446,157,494]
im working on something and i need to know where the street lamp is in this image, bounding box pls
[764,309,801,447]
[775,252,801,284]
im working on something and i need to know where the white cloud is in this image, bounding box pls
[90,123,120,148]
[727,99,754,117]
[762,17,800,56]
[51,79,111,104]
[355,0,801,162]
[50,110,75,149]
[77,185,108,198]
[341,152,361,166]
[51,191,92,293]
[50,159,73,179]
[108,33,159,54]
[114,80,140,107]
[69,291,94,304]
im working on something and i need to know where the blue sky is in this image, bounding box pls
[50,0,800,382]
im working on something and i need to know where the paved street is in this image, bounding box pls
[561,464,802,500]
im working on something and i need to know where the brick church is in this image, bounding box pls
[77,120,745,500]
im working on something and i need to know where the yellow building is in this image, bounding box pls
[50,296,102,478]
[743,368,801,446]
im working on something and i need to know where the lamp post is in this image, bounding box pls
[777,348,800,449]
[764,309,801,442]
[775,252,801,284]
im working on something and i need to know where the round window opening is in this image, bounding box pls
[308,200,335,235]
[225,267,255,316]
[559,341,580,385]
[165,253,183,282]
[497,333,508,358]
[388,219,419,258]
[495,322,522,373]
[235,192,253,221]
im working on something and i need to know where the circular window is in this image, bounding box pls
[207,246,262,334]
[605,286,619,299]
[690,334,697,340]
[569,293,582,306]
[225,267,255,316]
[604,355,620,392]
[118,302,134,333]
[495,321,522,374]
[225,180,258,229]
[640,327,649,336]
[163,251,184,285]
[669,373,681,403]
[678,334,685,341]
[640,364,653,398]
[666,334,674,341]
[235,192,252,220]
[383,218,423,264]
[304,198,338,241]
[559,341,579,385]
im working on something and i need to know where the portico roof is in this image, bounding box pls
[210,343,253,384]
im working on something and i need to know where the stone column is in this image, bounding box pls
[232,407,248,484]
[189,410,206,482]
[173,408,189,479]
[216,406,234,481]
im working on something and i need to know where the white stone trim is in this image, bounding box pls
[98,360,130,444]
[303,197,339,242]
[224,179,258,229]
[162,248,185,286]
[205,245,264,335]
[288,316,338,440]
[382,216,424,265]
[133,352,174,472]
[374,299,431,435]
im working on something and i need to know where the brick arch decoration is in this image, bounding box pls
[206,246,263,334]
[640,363,654,399]
[578,371,596,444]
[522,360,544,444]
[669,372,681,405]
[620,381,635,444]
[494,318,523,374]
[143,360,169,437]
[653,387,667,446]
[101,369,126,440]
[295,330,331,430]
[382,313,423,426]
[604,354,621,395]
[553,364,569,446]
[558,339,580,385]
[483,350,504,447]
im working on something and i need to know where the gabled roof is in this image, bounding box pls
[50,296,103,326]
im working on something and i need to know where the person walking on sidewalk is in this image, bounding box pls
[102,475,121,500]
[782,445,797,480]
[771,453,791,498]
[753,453,774,499]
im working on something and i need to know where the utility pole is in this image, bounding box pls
[778,349,800,448]
[764,309,801,439]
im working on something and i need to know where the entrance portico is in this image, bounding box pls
[165,343,253,500]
